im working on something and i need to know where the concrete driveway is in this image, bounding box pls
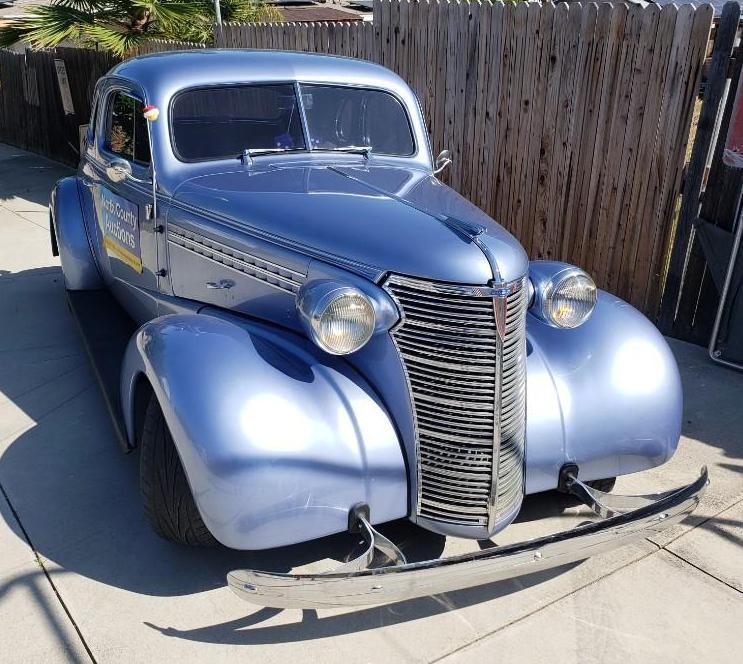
[1,142,742,663]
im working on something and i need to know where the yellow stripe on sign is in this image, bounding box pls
[104,236,143,274]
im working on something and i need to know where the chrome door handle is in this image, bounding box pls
[206,279,235,290]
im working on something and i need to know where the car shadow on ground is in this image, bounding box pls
[1,266,742,647]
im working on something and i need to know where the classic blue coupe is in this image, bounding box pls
[50,50,706,608]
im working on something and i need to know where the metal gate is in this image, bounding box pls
[660,1,743,369]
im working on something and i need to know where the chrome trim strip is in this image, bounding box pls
[387,274,521,298]
[170,226,306,278]
[168,226,307,294]
[168,242,296,294]
[167,197,385,281]
[227,468,708,609]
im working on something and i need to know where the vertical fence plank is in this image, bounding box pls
[617,5,677,302]
[632,4,699,310]
[591,4,638,285]
[481,1,504,219]
[644,3,713,316]
[532,1,567,259]
[522,1,554,255]
[605,5,662,294]
[471,0,493,207]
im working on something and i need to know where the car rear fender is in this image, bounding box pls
[120,310,408,550]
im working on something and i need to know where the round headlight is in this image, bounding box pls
[300,286,376,355]
[543,270,597,329]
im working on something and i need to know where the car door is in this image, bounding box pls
[89,86,161,316]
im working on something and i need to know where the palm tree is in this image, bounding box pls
[0,0,282,56]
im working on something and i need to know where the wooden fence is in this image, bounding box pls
[0,1,714,320]
[216,1,714,317]
[0,41,200,164]
[0,47,117,162]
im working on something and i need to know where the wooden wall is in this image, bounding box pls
[218,1,713,317]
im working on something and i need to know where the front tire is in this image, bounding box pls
[139,395,218,546]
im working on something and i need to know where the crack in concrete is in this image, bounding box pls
[433,498,743,664]
[662,547,743,595]
[0,483,97,664]
[430,545,662,663]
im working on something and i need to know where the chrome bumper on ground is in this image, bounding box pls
[227,467,708,609]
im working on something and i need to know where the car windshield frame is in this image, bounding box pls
[168,81,417,164]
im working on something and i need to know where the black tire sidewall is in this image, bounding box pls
[139,394,218,547]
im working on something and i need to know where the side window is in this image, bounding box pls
[106,91,150,165]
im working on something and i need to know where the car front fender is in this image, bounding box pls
[525,291,683,493]
[50,177,103,290]
[120,311,408,550]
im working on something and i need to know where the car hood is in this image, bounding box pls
[171,164,528,284]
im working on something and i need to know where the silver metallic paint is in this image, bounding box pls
[50,177,104,290]
[120,310,408,550]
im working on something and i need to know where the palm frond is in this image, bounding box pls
[86,22,154,56]
[0,0,282,53]
[5,6,95,49]
[0,24,28,49]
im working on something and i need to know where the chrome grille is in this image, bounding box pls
[385,274,528,530]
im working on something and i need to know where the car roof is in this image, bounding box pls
[108,49,409,102]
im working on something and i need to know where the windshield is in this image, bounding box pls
[172,84,306,161]
[171,83,415,162]
[299,84,415,156]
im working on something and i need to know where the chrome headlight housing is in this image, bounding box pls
[530,264,597,329]
[297,283,376,355]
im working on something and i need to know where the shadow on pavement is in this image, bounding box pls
[141,560,581,645]
[0,566,88,664]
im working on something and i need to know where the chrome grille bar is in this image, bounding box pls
[494,281,528,522]
[385,274,528,531]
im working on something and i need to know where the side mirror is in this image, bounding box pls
[106,158,132,183]
[106,157,149,185]
[433,149,452,175]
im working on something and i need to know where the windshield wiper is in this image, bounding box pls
[240,147,292,165]
[313,145,372,159]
